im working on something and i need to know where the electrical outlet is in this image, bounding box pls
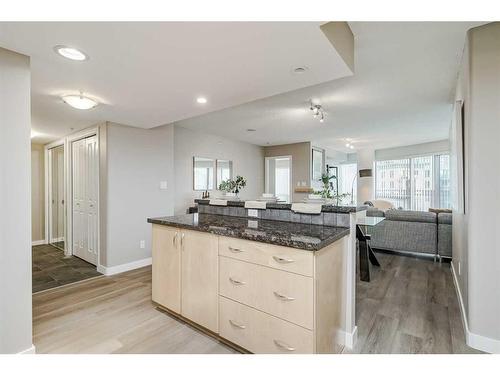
[140,240,145,249]
[160,181,168,190]
[248,209,258,218]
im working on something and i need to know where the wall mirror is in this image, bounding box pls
[193,157,214,191]
[216,160,233,188]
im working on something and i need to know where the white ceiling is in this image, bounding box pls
[0,22,353,143]
[177,22,485,152]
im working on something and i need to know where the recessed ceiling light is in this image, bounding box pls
[350,145,354,149]
[196,97,207,104]
[293,66,308,74]
[54,45,88,61]
[246,129,256,132]
[62,94,98,110]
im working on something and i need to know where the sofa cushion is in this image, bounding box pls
[385,210,436,223]
[366,207,385,217]
[438,212,452,224]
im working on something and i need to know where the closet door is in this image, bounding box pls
[85,136,98,265]
[72,135,98,265]
[72,138,87,261]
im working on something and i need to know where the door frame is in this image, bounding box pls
[264,155,293,203]
[66,127,101,268]
[44,139,66,249]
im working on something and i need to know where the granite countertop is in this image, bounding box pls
[147,213,350,251]
[194,199,364,213]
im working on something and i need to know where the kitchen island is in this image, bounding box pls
[147,212,350,354]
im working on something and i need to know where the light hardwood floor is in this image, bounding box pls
[32,253,481,354]
[33,266,235,354]
[345,252,482,354]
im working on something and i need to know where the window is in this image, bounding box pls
[336,163,357,205]
[375,154,450,211]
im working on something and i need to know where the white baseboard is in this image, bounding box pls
[97,257,152,276]
[451,262,500,353]
[344,325,358,350]
[32,239,46,246]
[18,344,36,354]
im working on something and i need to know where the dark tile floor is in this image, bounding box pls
[51,241,65,250]
[32,244,102,293]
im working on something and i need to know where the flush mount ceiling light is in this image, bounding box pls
[54,45,88,61]
[309,101,325,123]
[62,93,98,110]
[196,97,207,104]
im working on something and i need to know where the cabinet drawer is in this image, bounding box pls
[219,256,314,329]
[219,296,313,354]
[219,236,313,277]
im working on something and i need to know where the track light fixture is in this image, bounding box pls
[309,101,325,123]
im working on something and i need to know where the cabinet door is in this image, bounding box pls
[152,224,181,313]
[181,230,219,332]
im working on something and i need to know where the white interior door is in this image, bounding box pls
[72,135,98,265]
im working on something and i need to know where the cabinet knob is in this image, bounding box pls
[229,320,246,329]
[228,246,244,253]
[273,339,295,351]
[273,255,295,264]
[273,291,295,301]
[229,277,246,286]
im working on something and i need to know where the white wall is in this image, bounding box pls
[0,48,33,354]
[356,148,374,204]
[450,22,500,353]
[375,140,450,161]
[174,126,265,214]
[465,23,500,352]
[31,143,45,244]
[104,122,175,268]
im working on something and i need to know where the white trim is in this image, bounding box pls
[451,262,500,353]
[97,257,152,276]
[17,344,36,354]
[32,239,46,246]
[344,326,358,350]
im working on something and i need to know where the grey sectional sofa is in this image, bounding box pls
[366,208,452,260]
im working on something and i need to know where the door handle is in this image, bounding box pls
[181,233,185,249]
[273,255,295,264]
[173,232,178,246]
[273,291,295,301]
[229,320,246,329]
[229,277,246,286]
[273,339,295,351]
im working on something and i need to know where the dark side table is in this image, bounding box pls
[356,216,384,282]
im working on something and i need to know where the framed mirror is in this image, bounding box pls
[216,160,233,188]
[193,157,214,191]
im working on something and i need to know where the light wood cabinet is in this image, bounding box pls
[152,224,181,313]
[151,224,348,354]
[180,230,219,333]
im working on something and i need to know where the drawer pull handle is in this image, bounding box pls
[228,246,244,253]
[273,291,295,301]
[273,256,295,264]
[229,320,246,329]
[229,277,246,286]
[273,339,295,351]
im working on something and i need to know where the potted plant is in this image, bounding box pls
[314,173,350,205]
[218,175,247,198]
